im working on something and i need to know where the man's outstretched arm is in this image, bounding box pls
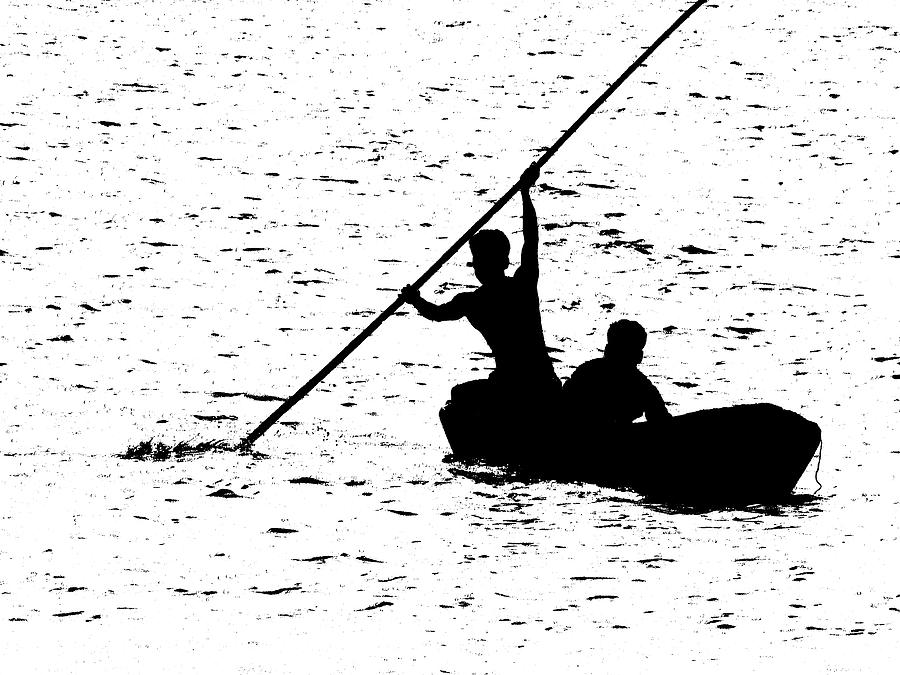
[401,286,469,322]
[518,163,540,281]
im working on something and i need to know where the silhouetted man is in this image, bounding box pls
[402,164,560,419]
[563,319,670,427]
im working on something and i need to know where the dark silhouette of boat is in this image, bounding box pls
[440,402,821,504]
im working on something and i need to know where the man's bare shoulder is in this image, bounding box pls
[513,263,538,284]
[447,289,476,303]
[441,290,476,315]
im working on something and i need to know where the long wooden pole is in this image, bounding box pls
[240,0,708,450]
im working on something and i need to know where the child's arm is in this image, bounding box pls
[401,286,469,322]
[643,377,671,422]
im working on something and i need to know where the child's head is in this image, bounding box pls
[605,319,647,366]
[469,229,510,282]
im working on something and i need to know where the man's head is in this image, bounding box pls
[469,229,510,283]
[605,319,647,366]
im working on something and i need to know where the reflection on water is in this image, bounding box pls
[446,458,826,517]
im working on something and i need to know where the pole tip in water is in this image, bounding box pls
[118,438,264,461]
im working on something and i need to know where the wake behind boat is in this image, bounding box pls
[441,402,821,504]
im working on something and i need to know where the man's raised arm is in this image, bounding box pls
[518,163,540,281]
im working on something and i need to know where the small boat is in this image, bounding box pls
[440,402,821,504]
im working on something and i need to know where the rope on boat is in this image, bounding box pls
[813,439,824,495]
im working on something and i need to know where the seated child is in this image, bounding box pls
[562,319,671,426]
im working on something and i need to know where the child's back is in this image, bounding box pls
[562,320,670,427]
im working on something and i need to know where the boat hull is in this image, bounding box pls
[440,402,821,503]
